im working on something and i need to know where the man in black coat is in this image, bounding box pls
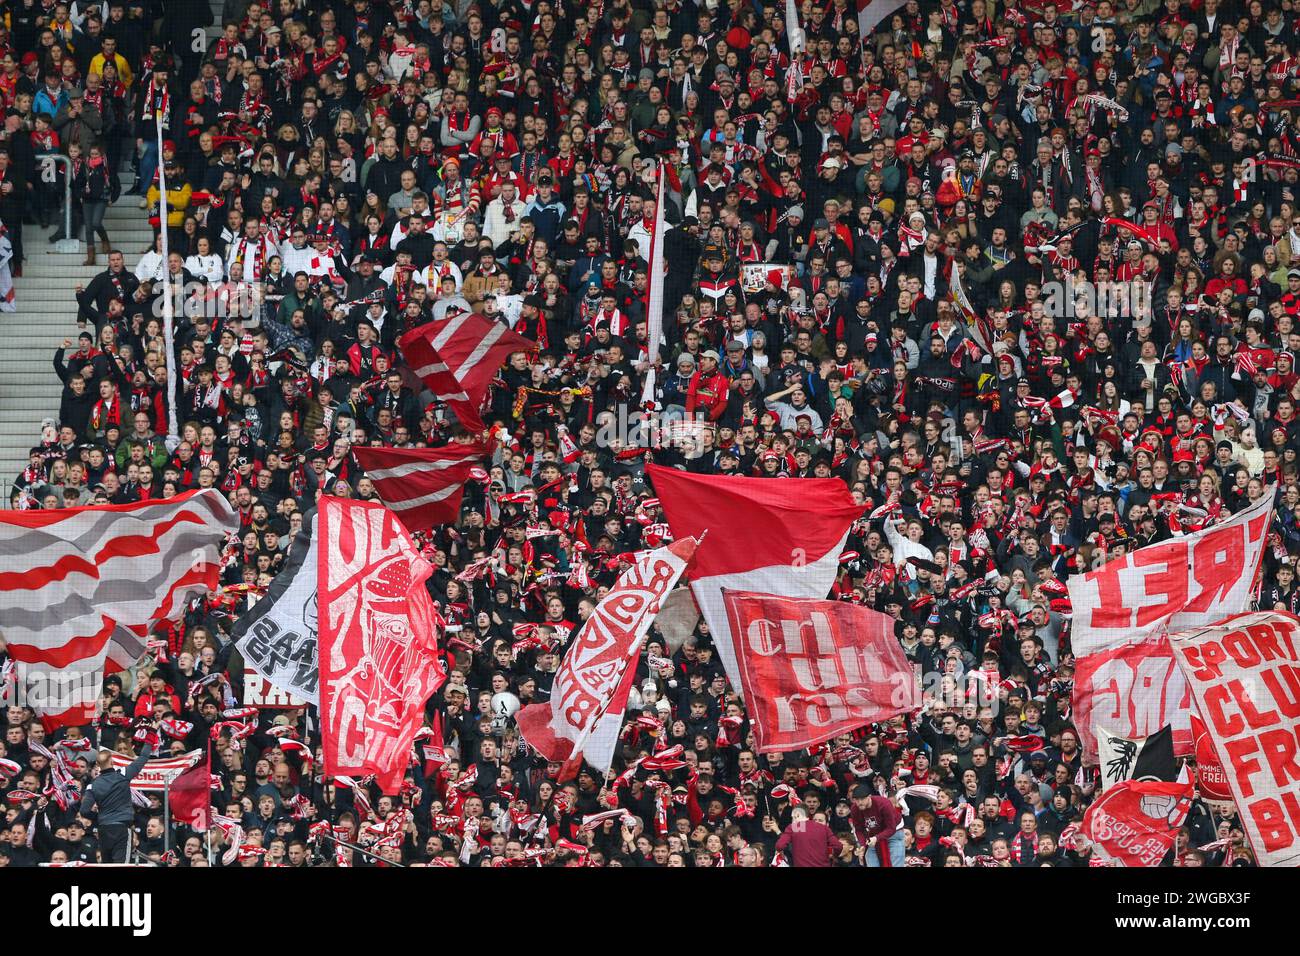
[80,728,156,863]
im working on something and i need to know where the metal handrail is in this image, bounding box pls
[41,153,80,254]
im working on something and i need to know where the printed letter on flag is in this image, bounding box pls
[1069,490,1273,762]
[399,314,534,433]
[720,590,919,752]
[515,538,697,772]
[1073,637,1193,762]
[233,511,322,705]
[351,442,484,532]
[1067,489,1272,656]
[1168,610,1300,866]
[646,464,862,691]
[317,498,447,794]
[0,490,236,728]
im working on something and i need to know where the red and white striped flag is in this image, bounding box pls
[351,442,486,532]
[399,314,535,434]
[0,491,235,729]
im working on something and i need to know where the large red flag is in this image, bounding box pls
[399,314,534,433]
[515,538,697,772]
[646,464,862,691]
[317,498,447,794]
[720,590,919,752]
[1081,778,1193,867]
[168,751,212,831]
[351,442,485,532]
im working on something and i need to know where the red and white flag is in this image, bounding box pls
[1189,712,1233,802]
[317,498,447,794]
[1169,611,1300,866]
[720,590,919,751]
[106,749,205,792]
[515,538,697,773]
[1081,777,1194,867]
[168,751,213,831]
[646,465,862,690]
[0,490,236,728]
[399,314,534,434]
[352,442,485,532]
[1067,489,1272,657]
[1072,636,1193,761]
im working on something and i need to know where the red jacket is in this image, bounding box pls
[775,818,841,867]
[686,370,729,421]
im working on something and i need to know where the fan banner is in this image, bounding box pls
[105,749,204,792]
[233,511,321,706]
[1168,610,1300,867]
[1067,490,1273,657]
[720,590,920,752]
[1073,637,1193,762]
[515,538,698,771]
[1081,778,1194,867]
[317,498,447,794]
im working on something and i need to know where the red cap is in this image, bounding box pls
[162,139,177,152]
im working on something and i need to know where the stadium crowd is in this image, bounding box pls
[0,0,1296,868]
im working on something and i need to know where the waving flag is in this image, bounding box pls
[720,591,919,751]
[317,498,447,794]
[646,465,862,690]
[168,751,213,831]
[399,314,535,433]
[352,442,485,532]
[949,262,991,352]
[1168,611,1300,866]
[1081,778,1193,867]
[516,538,697,773]
[857,0,909,38]
[1067,489,1273,658]
[0,491,236,728]
[232,511,322,706]
[1096,725,1179,791]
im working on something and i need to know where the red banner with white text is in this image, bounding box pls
[1067,491,1273,657]
[1073,636,1193,761]
[1169,611,1300,867]
[720,590,920,752]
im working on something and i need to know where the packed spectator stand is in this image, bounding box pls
[0,0,1294,868]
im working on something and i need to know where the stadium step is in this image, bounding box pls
[0,179,155,503]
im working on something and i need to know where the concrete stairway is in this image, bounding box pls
[0,186,155,502]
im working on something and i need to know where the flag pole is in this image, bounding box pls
[638,161,668,413]
[162,776,171,855]
[155,108,179,452]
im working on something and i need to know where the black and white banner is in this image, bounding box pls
[232,512,320,705]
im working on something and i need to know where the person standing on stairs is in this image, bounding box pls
[0,146,27,277]
[131,57,174,209]
[73,143,115,265]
